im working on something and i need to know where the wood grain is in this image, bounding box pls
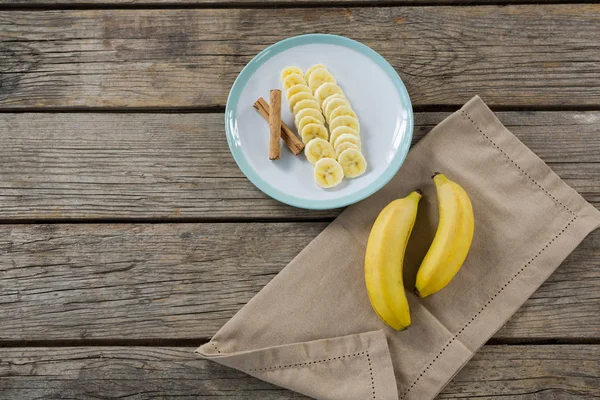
[0,0,569,6]
[1,111,598,221]
[0,6,599,108]
[0,222,597,341]
[0,345,598,399]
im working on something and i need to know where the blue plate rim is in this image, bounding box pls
[225,33,413,210]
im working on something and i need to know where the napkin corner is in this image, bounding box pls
[196,330,399,400]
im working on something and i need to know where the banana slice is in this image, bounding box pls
[314,158,344,188]
[329,105,357,122]
[283,73,306,91]
[287,92,314,111]
[297,116,323,134]
[314,83,344,107]
[308,68,337,93]
[329,115,360,134]
[292,99,321,116]
[322,93,347,113]
[335,142,360,159]
[286,84,311,101]
[280,66,303,82]
[301,123,329,143]
[329,126,359,146]
[338,148,367,178]
[304,64,326,84]
[295,108,325,126]
[333,133,361,150]
[324,97,351,122]
[304,138,336,165]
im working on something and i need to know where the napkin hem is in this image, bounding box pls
[461,106,575,216]
[461,96,588,217]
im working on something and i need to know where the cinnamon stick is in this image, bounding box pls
[268,89,282,160]
[253,97,304,156]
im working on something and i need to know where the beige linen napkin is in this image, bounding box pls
[197,96,600,400]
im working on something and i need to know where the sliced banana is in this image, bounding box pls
[292,99,321,116]
[324,97,351,122]
[322,93,347,113]
[286,84,311,101]
[280,66,303,82]
[334,133,361,150]
[314,158,344,188]
[329,126,359,146]
[287,92,314,111]
[308,68,337,93]
[295,108,325,126]
[329,105,357,122]
[297,116,323,134]
[301,123,329,143]
[278,65,366,187]
[283,73,306,91]
[304,64,326,84]
[338,148,367,178]
[329,115,360,134]
[314,83,344,107]
[304,138,336,165]
[335,142,360,159]
[288,92,316,110]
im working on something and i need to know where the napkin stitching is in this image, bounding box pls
[366,351,376,399]
[210,341,221,354]
[246,350,377,399]
[460,110,576,216]
[399,215,577,399]
[247,350,365,372]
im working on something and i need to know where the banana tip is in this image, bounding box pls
[415,189,423,196]
[431,172,441,179]
[414,288,424,298]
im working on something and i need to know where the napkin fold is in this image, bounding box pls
[197,96,600,400]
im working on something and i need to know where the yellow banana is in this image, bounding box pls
[364,191,422,330]
[415,173,474,298]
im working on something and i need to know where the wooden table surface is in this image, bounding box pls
[1,1,599,399]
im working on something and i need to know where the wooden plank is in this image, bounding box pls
[0,0,569,6]
[0,345,598,398]
[442,345,600,398]
[1,111,598,221]
[0,223,598,341]
[0,6,599,109]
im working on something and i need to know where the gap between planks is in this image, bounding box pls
[1,337,600,348]
[0,217,338,225]
[1,0,600,11]
[2,105,600,114]
[0,338,208,348]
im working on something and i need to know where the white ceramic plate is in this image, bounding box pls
[225,34,413,210]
